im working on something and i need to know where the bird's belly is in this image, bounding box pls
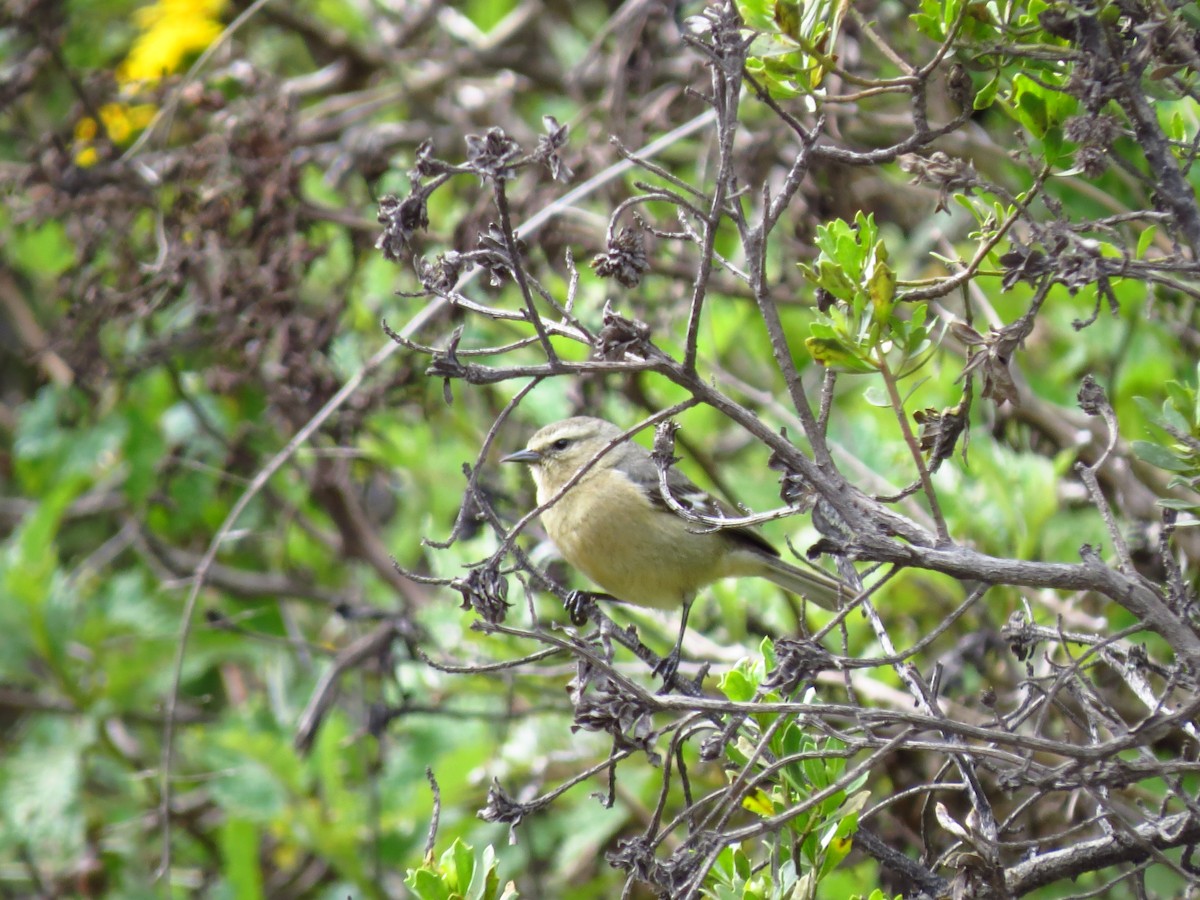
[543,495,724,609]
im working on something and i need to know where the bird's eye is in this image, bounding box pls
[551,438,571,451]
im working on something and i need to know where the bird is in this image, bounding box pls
[501,416,848,682]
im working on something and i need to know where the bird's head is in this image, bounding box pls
[502,417,627,492]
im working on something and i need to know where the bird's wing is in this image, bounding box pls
[618,447,781,558]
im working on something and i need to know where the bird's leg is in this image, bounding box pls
[653,595,694,688]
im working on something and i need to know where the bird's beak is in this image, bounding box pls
[501,448,541,464]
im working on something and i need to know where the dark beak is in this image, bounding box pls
[501,448,541,464]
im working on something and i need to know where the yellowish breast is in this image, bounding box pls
[539,470,730,609]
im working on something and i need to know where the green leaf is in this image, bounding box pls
[1135,395,1165,429]
[974,71,1000,109]
[1160,498,1200,511]
[774,0,803,41]
[451,837,474,893]
[1165,380,1198,429]
[220,818,265,900]
[719,666,757,703]
[814,259,860,301]
[1136,224,1158,258]
[477,844,502,900]
[867,255,896,315]
[407,867,452,900]
[735,0,775,32]
[742,787,776,817]
[1011,75,1048,136]
[6,220,76,279]
[862,385,891,408]
[806,337,877,373]
[1160,399,1191,436]
[123,403,166,508]
[464,0,518,32]
[0,718,90,856]
[1,476,90,678]
[1132,440,1190,472]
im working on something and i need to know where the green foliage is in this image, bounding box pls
[4,0,1200,896]
[735,0,849,97]
[799,213,933,377]
[704,642,868,899]
[0,717,90,863]
[1134,363,1200,515]
[405,839,518,900]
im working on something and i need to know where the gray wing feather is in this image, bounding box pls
[617,445,781,558]
[616,441,848,609]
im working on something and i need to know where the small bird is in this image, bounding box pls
[502,416,848,680]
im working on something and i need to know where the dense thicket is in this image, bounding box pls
[2,1,1200,897]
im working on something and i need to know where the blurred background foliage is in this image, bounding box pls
[1,0,1199,897]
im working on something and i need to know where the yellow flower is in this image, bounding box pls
[99,103,135,142]
[118,0,226,85]
[74,102,160,165]
[75,0,225,165]
[75,116,98,142]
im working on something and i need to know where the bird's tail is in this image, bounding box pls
[758,556,851,610]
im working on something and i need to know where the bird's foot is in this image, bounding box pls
[655,655,710,695]
[564,591,596,627]
[653,648,684,689]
